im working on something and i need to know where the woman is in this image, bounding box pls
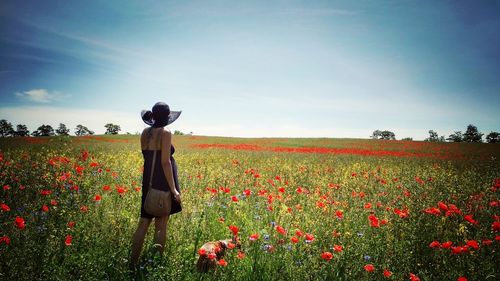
[130,102,182,268]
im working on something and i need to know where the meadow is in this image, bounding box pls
[0,135,499,281]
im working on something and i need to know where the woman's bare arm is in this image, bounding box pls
[160,129,181,201]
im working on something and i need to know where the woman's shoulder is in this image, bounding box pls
[160,127,172,136]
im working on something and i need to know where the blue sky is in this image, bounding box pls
[0,0,499,139]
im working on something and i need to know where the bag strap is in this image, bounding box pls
[147,128,162,191]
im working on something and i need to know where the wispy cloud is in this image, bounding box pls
[15,89,70,103]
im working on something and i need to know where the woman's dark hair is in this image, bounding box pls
[152,102,170,128]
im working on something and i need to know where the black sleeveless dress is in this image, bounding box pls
[141,145,182,218]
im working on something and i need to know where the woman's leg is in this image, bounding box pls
[130,217,152,267]
[153,215,169,255]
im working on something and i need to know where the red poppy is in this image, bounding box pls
[368,215,380,227]
[40,190,52,196]
[335,210,344,219]
[75,165,84,175]
[409,273,420,281]
[364,264,375,272]
[437,201,448,211]
[249,233,259,241]
[218,259,228,266]
[492,221,500,232]
[65,235,72,246]
[321,252,333,261]
[451,246,467,254]
[364,203,372,209]
[305,233,315,242]
[207,252,217,260]
[229,225,239,236]
[290,236,299,243]
[41,205,49,212]
[1,203,10,212]
[333,245,343,252]
[67,221,76,229]
[441,241,453,248]
[383,269,392,278]
[80,205,88,212]
[429,241,440,248]
[50,199,57,206]
[237,251,245,259]
[463,214,478,225]
[0,236,10,245]
[227,242,236,249]
[14,216,25,230]
[424,207,441,216]
[278,187,285,193]
[457,277,468,281]
[198,248,207,256]
[276,225,287,235]
[295,230,304,237]
[243,189,252,196]
[94,195,102,201]
[466,240,479,250]
[103,185,110,191]
[231,196,239,202]
[482,239,493,246]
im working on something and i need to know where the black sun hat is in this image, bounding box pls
[141,102,181,127]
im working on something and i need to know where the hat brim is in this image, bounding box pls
[141,110,181,126]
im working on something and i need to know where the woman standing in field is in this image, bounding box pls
[130,102,182,269]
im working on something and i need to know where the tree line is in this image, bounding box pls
[371,124,499,143]
[0,119,121,137]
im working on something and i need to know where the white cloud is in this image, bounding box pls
[15,89,70,103]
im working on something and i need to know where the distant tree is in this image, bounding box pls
[0,119,14,137]
[425,130,440,142]
[56,123,70,136]
[174,130,184,135]
[31,125,55,137]
[447,131,463,142]
[439,136,446,142]
[486,132,500,143]
[401,137,413,141]
[75,125,94,136]
[370,130,382,139]
[104,123,121,135]
[15,124,30,137]
[463,124,483,143]
[380,130,396,140]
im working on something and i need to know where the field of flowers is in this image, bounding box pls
[0,135,499,280]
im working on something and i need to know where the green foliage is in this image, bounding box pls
[75,125,94,136]
[56,123,70,136]
[174,130,184,135]
[425,130,439,142]
[463,124,483,143]
[15,124,30,137]
[0,119,14,137]
[31,124,55,137]
[486,132,499,143]
[371,130,396,140]
[447,131,463,142]
[104,123,121,135]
